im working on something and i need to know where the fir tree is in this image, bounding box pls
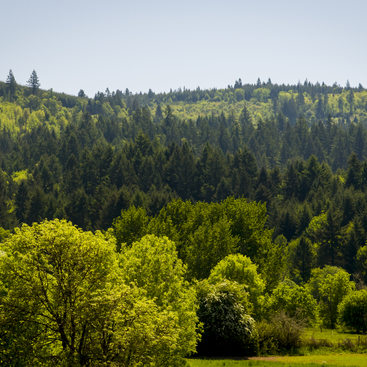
[6,69,16,98]
[27,69,40,94]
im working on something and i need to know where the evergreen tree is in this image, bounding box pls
[292,237,314,283]
[27,69,40,94]
[6,69,17,98]
[78,89,86,98]
[318,208,343,266]
[346,153,362,189]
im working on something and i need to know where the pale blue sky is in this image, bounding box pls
[1,0,366,96]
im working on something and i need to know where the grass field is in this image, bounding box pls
[188,360,315,367]
[300,328,367,353]
[188,354,367,367]
[270,354,367,366]
[187,359,353,367]
[187,328,367,367]
[302,328,365,343]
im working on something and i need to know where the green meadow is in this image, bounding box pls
[302,328,365,343]
[188,354,367,367]
[188,328,367,367]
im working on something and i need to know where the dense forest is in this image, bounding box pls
[1,71,367,365]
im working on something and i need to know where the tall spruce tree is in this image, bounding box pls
[27,69,40,94]
[6,69,16,99]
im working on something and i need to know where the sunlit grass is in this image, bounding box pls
[187,354,367,367]
[272,353,367,366]
[187,358,347,367]
[187,328,367,367]
[302,328,365,343]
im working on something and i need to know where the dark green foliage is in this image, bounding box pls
[1,78,367,292]
[291,237,314,283]
[113,206,149,250]
[320,208,343,266]
[3,79,367,358]
[15,181,31,224]
[346,153,362,189]
[143,198,274,280]
[5,70,16,99]
[338,289,367,332]
[257,313,304,354]
[0,170,15,229]
[78,89,86,98]
[27,70,40,94]
[196,280,258,357]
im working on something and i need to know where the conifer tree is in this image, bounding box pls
[27,69,40,94]
[6,69,16,98]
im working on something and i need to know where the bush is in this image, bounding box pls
[306,266,355,328]
[303,337,333,350]
[268,279,318,325]
[208,254,265,319]
[338,289,367,332]
[196,280,258,356]
[258,313,304,354]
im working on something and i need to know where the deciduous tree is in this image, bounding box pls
[0,220,193,366]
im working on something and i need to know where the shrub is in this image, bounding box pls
[338,289,367,332]
[268,279,318,325]
[303,337,333,350]
[258,312,304,353]
[196,280,258,356]
[338,338,356,351]
[306,266,355,328]
[208,254,265,319]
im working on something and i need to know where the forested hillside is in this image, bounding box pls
[2,74,367,275]
[2,71,367,364]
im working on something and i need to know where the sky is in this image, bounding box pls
[1,0,366,96]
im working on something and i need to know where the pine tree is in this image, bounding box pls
[346,153,362,189]
[78,89,86,98]
[293,237,314,282]
[6,69,17,98]
[27,69,40,94]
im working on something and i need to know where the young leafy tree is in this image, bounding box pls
[183,216,239,279]
[306,266,355,328]
[113,206,150,250]
[0,227,10,242]
[83,284,185,367]
[208,254,265,319]
[119,234,200,362]
[221,197,275,273]
[0,219,118,364]
[268,279,318,325]
[0,220,192,366]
